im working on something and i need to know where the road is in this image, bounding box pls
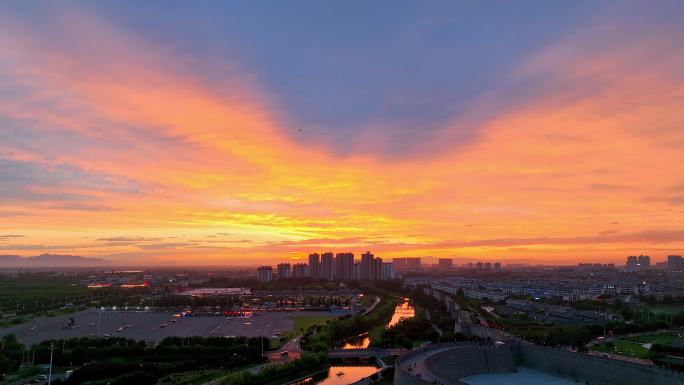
[268,335,302,363]
[238,335,303,378]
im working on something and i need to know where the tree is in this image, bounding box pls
[439,331,455,343]
[621,306,634,321]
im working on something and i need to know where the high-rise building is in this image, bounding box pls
[493,262,502,271]
[637,255,651,270]
[320,252,334,280]
[373,257,383,280]
[626,255,638,270]
[276,263,291,280]
[381,262,395,280]
[484,262,492,271]
[308,253,320,279]
[409,258,421,271]
[668,255,684,271]
[292,263,307,278]
[361,251,375,280]
[438,258,453,270]
[353,262,361,281]
[335,253,354,280]
[392,258,406,271]
[393,257,422,272]
[256,266,273,283]
[476,262,484,270]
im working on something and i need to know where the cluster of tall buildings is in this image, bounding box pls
[465,261,502,271]
[256,251,397,282]
[438,258,453,269]
[625,255,651,271]
[393,257,422,272]
[623,255,684,271]
[668,255,684,271]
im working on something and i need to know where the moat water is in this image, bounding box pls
[340,298,415,349]
[289,363,380,385]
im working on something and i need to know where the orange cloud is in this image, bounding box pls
[0,8,682,266]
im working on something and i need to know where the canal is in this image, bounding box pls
[289,297,414,385]
[341,297,415,349]
[289,359,380,385]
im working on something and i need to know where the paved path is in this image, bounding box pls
[397,346,456,383]
[329,347,390,358]
[586,350,654,366]
[363,296,381,316]
[588,329,672,345]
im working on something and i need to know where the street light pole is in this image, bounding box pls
[48,343,54,385]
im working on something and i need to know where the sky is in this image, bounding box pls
[0,1,683,266]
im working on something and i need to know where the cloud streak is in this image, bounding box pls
[0,2,682,265]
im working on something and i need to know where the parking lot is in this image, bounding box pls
[0,309,347,346]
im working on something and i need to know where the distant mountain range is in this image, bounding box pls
[0,254,110,268]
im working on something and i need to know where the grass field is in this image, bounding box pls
[0,274,87,308]
[645,304,684,315]
[592,340,651,359]
[359,294,378,308]
[622,332,677,345]
[157,369,226,385]
[291,315,335,332]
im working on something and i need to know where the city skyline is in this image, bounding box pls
[1,2,684,266]
[257,252,684,277]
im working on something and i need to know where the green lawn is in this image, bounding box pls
[0,274,87,305]
[359,294,377,308]
[592,340,651,359]
[156,369,226,385]
[623,332,677,345]
[291,315,335,332]
[645,304,684,315]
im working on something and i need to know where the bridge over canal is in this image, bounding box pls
[328,347,406,358]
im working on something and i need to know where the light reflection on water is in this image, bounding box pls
[340,298,415,349]
[386,298,415,327]
[289,365,379,385]
[341,334,370,349]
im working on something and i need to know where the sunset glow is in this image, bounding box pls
[1,2,683,266]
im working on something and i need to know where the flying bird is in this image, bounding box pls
[298,128,329,136]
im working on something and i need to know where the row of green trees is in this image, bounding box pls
[408,287,454,331]
[0,334,24,374]
[12,336,267,385]
[373,317,440,349]
[217,352,329,385]
[301,297,399,352]
[371,287,460,349]
[151,293,350,309]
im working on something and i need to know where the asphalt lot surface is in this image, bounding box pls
[0,309,346,346]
